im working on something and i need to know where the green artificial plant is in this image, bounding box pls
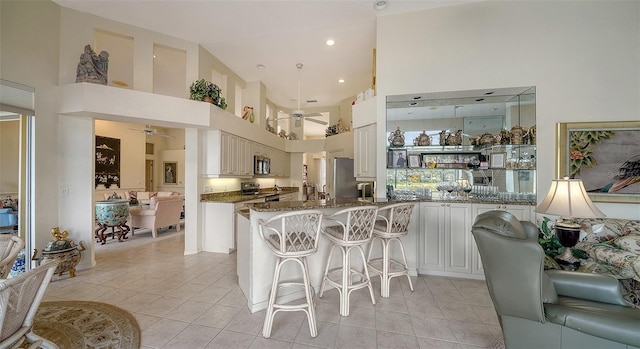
[189,79,227,110]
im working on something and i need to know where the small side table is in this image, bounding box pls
[94,221,130,245]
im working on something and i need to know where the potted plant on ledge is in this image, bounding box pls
[189,79,227,110]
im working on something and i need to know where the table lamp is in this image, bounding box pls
[534,177,605,269]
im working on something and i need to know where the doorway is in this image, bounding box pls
[145,160,154,191]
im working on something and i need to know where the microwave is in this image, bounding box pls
[254,155,270,175]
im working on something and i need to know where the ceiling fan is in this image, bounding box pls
[276,63,327,126]
[129,125,175,138]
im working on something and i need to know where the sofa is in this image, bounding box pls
[571,218,640,305]
[129,196,183,238]
[472,210,640,349]
[102,191,181,204]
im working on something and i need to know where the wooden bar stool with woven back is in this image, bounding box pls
[258,209,323,338]
[319,205,378,316]
[366,202,415,298]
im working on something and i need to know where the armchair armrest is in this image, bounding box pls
[545,270,628,306]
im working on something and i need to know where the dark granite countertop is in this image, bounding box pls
[201,188,298,203]
[247,197,535,212]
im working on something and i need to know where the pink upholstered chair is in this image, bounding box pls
[129,196,183,238]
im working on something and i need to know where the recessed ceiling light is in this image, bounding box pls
[374,0,388,11]
[475,98,485,102]
[484,91,494,95]
[338,79,345,83]
[326,39,335,46]
[412,96,421,100]
[256,64,265,70]
[410,102,418,106]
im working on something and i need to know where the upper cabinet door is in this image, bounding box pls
[354,124,376,178]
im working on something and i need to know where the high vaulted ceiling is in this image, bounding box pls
[53,0,476,112]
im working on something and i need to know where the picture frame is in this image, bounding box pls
[387,149,408,168]
[408,154,420,168]
[163,161,178,185]
[489,152,506,169]
[557,121,640,203]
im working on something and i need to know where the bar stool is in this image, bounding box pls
[319,206,378,316]
[366,202,415,298]
[258,210,323,338]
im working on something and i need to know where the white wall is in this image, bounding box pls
[1,0,61,252]
[376,1,640,218]
[0,120,19,195]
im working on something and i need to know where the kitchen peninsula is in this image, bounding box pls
[201,187,300,254]
[237,198,397,313]
[236,197,534,313]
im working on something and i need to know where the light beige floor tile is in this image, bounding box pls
[416,337,461,349]
[267,311,305,342]
[410,314,457,342]
[42,231,499,349]
[338,306,375,329]
[193,303,242,328]
[165,299,214,322]
[132,312,161,331]
[190,285,232,303]
[225,307,266,335]
[141,317,190,348]
[472,305,500,327]
[335,324,376,349]
[250,336,294,349]
[405,297,444,317]
[314,300,342,324]
[438,302,483,323]
[206,330,255,348]
[462,291,493,307]
[138,296,186,317]
[448,319,496,347]
[373,294,409,313]
[161,323,221,349]
[294,320,339,348]
[376,331,419,349]
[218,288,249,307]
[375,309,415,336]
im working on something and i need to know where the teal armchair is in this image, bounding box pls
[471,210,640,349]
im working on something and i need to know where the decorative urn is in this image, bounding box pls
[510,125,526,145]
[388,127,405,147]
[33,227,85,277]
[95,199,130,226]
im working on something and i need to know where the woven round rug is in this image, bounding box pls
[33,301,140,349]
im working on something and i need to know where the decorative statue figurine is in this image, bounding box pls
[388,127,405,147]
[414,131,432,146]
[76,44,109,85]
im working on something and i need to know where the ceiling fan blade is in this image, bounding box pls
[304,112,323,117]
[154,131,176,139]
[306,118,327,125]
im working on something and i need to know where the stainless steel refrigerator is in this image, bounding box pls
[333,157,358,199]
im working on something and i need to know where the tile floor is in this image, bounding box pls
[43,229,504,349]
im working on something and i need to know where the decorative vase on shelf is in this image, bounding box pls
[388,127,405,147]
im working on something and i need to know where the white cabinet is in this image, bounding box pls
[418,202,475,277]
[354,123,376,179]
[270,148,291,177]
[205,130,252,178]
